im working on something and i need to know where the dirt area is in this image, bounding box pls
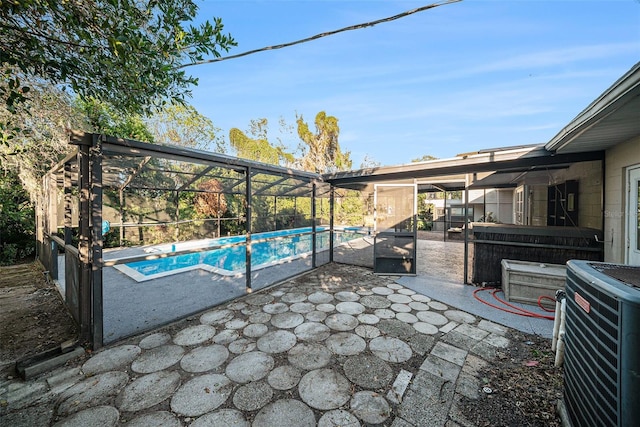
[0,259,563,426]
[459,331,563,426]
[0,261,78,377]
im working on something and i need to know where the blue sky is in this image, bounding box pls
[188,0,640,167]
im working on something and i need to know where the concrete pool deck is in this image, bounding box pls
[0,262,555,427]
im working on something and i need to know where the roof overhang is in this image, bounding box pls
[545,61,640,154]
[324,145,603,189]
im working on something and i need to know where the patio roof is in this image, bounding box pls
[323,144,603,191]
[51,132,325,198]
[545,61,640,154]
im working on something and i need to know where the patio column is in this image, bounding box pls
[329,187,335,262]
[76,135,92,344]
[90,134,104,348]
[312,182,317,269]
[245,167,252,292]
[443,190,447,241]
[463,174,469,285]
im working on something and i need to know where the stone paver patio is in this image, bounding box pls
[1,263,516,427]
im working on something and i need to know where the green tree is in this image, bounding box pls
[148,104,227,152]
[360,154,381,169]
[229,119,294,165]
[412,154,438,162]
[296,111,351,173]
[412,154,438,230]
[0,170,35,264]
[1,0,236,142]
[0,80,87,199]
[78,98,154,142]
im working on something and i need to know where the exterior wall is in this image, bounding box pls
[604,135,640,263]
[526,160,603,229]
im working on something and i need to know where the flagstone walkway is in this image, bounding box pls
[1,263,516,427]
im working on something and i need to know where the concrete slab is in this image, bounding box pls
[242,323,268,338]
[53,405,119,427]
[350,391,391,424]
[369,336,413,363]
[213,329,240,345]
[477,319,508,336]
[200,309,234,325]
[318,409,361,427]
[173,324,216,346]
[57,371,129,416]
[387,369,413,404]
[227,338,256,354]
[431,341,468,366]
[355,324,381,339]
[138,333,171,349]
[377,319,416,340]
[316,303,336,312]
[294,322,331,342]
[413,322,439,335]
[130,345,184,374]
[298,368,351,410]
[390,303,412,313]
[270,312,304,329]
[308,291,334,303]
[398,371,454,427]
[388,294,413,304]
[116,371,181,412]
[325,313,358,331]
[263,302,288,314]
[180,345,229,373]
[336,301,366,315]
[170,374,232,416]
[360,295,392,309]
[444,310,477,324]
[232,381,273,411]
[125,411,181,427]
[396,312,419,324]
[356,313,379,324]
[325,332,366,356]
[225,351,274,383]
[253,399,315,427]
[290,302,315,313]
[256,330,297,354]
[267,365,302,390]
[189,409,249,427]
[82,345,140,375]
[454,323,490,341]
[343,355,393,389]
[335,291,360,301]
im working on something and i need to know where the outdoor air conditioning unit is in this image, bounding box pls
[563,260,640,427]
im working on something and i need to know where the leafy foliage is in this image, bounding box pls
[194,179,227,218]
[296,111,351,173]
[78,98,154,142]
[229,119,294,165]
[1,0,236,141]
[148,103,227,152]
[0,79,87,198]
[0,171,35,264]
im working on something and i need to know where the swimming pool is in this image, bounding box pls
[112,227,364,282]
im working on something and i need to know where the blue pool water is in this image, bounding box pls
[119,227,363,280]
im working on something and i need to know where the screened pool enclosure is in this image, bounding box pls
[37,132,385,348]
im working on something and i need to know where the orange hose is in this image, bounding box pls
[473,288,555,320]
